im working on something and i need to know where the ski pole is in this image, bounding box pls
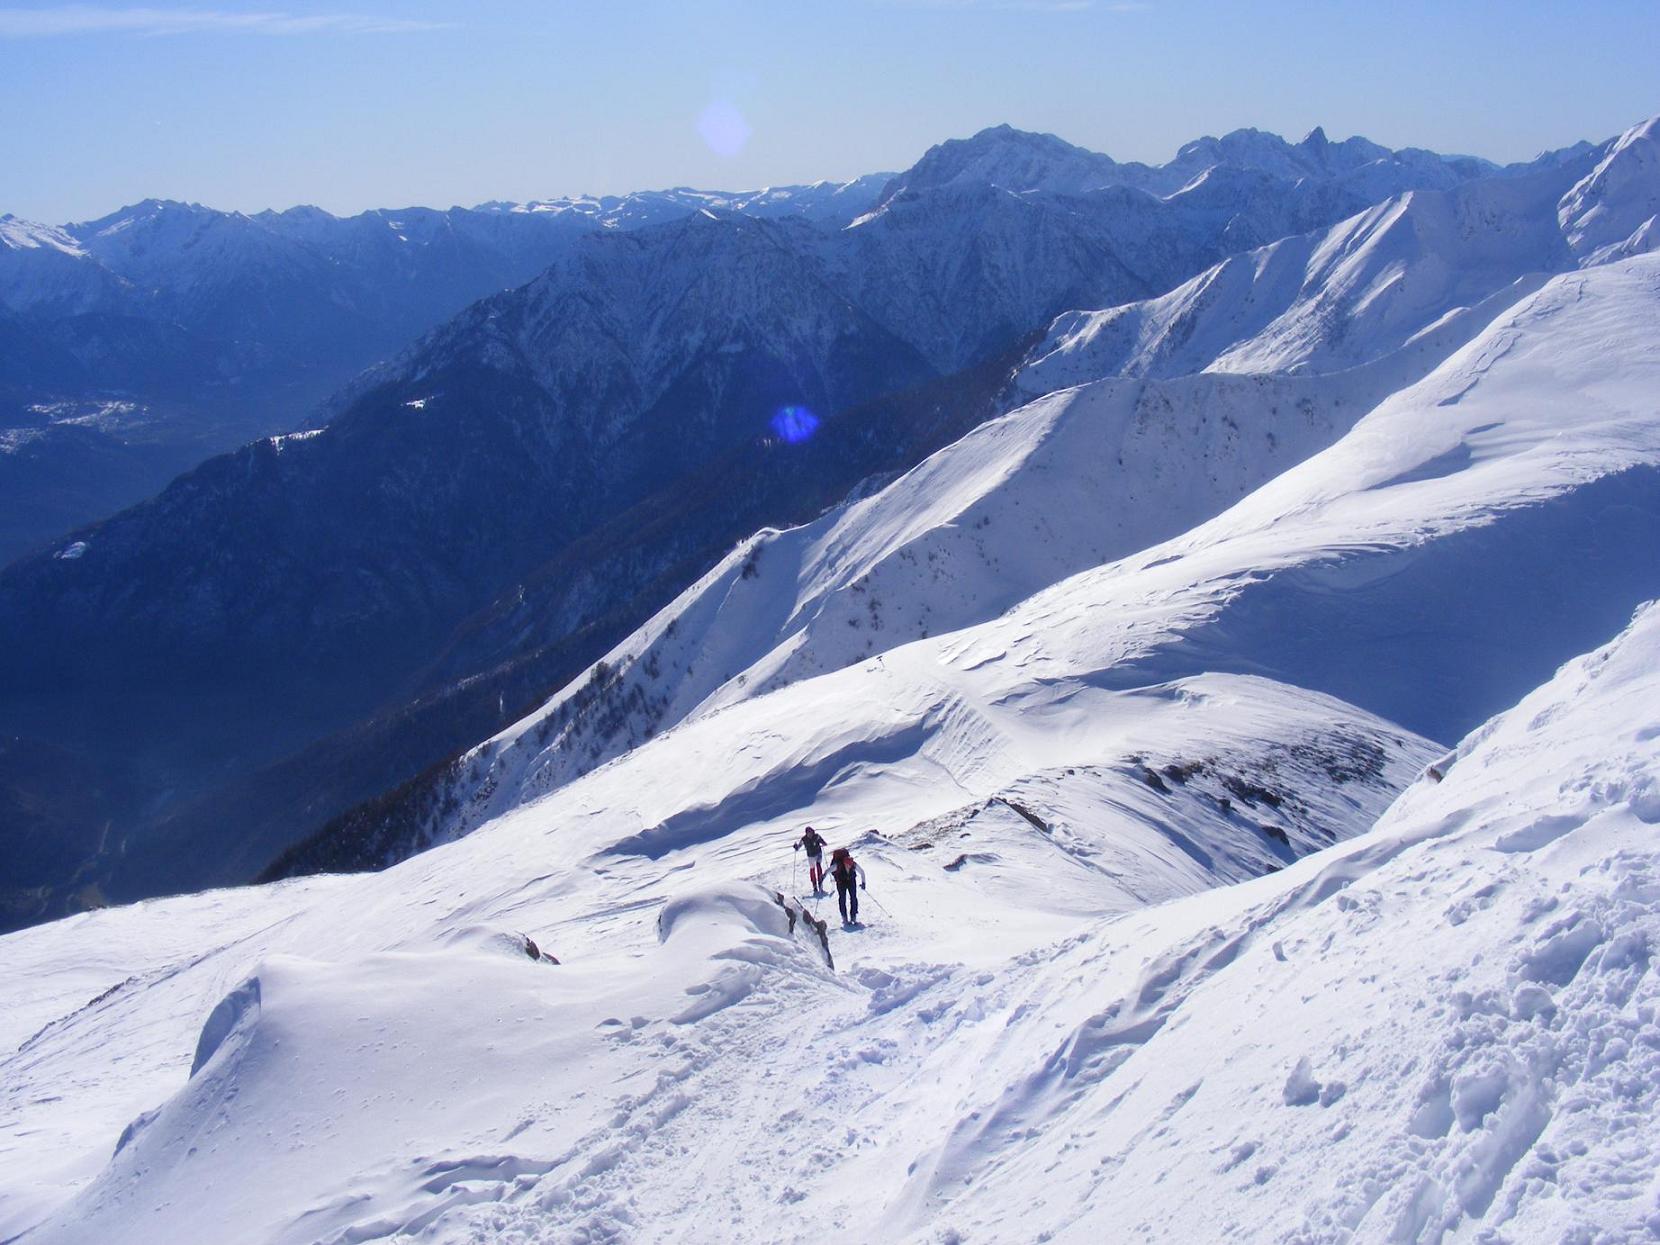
[863,888,892,916]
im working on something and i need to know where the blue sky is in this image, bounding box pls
[2,1,1656,222]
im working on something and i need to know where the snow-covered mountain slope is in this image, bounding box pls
[327,245,1660,875]
[8,118,1531,916]
[835,125,1567,376]
[1013,115,1659,400]
[239,121,1657,894]
[2,598,1653,1245]
[371,364,1393,851]
[1560,114,1660,264]
[848,597,1660,1243]
[0,659,1432,1242]
[995,252,1660,743]
[5,298,1658,1236]
[2,255,1658,1245]
[0,216,127,318]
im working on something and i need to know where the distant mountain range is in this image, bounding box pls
[0,120,1622,930]
[0,178,888,564]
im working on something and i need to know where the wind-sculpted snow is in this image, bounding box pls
[0,656,1431,1242]
[877,600,1660,1242]
[3,584,1655,1240]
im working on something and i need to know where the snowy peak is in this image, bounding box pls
[69,198,227,248]
[1559,113,1660,263]
[1172,125,1387,183]
[1296,124,1393,169]
[1013,142,1610,393]
[873,124,1123,207]
[872,121,1523,223]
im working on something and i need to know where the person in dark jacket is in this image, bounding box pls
[826,847,866,925]
[794,826,828,892]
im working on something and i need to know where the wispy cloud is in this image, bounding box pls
[0,6,452,37]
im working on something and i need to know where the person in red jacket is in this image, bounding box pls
[826,847,866,925]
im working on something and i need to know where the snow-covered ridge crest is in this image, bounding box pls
[374,158,1660,858]
[17,112,1532,906]
[1560,112,1660,264]
[1014,113,1660,398]
[4,518,1656,1240]
[393,364,1392,849]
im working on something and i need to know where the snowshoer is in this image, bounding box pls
[795,826,828,892]
[827,847,866,925]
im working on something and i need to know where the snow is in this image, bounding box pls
[0,427,46,453]
[4,120,1660,1245]
[385,247,1660,854]
[1014,171,1573,392]
[404,363,1392,844]
[266,428,326,452]
[483,175,893,229]
[7,575,1657,1241]
[866,599,1660,1242]
[0,215,86,256]
[0,213,123,315]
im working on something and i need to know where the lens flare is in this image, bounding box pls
[697,101,752,158]
[770,406,819,444]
